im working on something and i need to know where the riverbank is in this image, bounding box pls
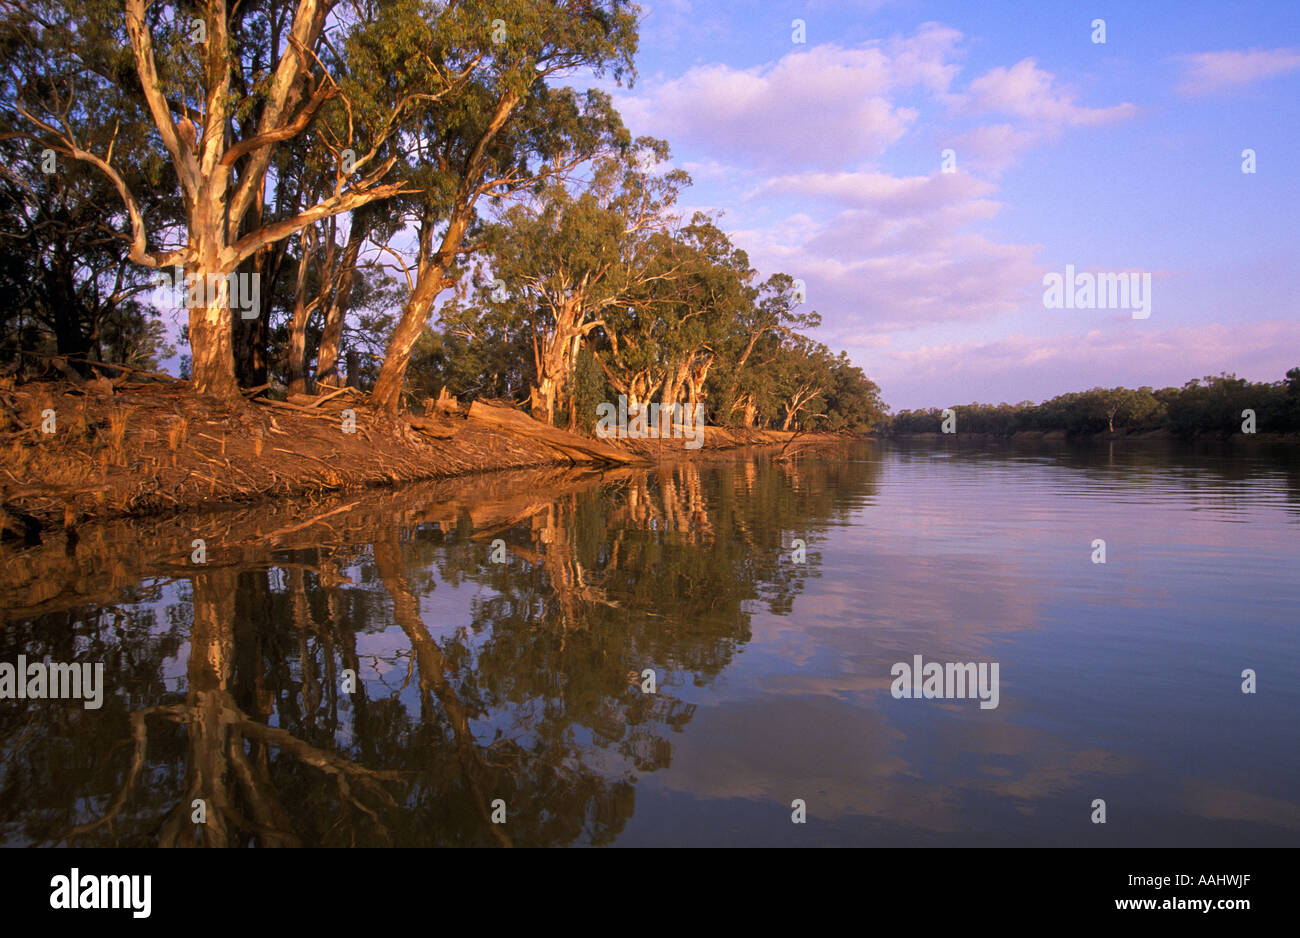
[0,378,846,536]
[1,463,629,618]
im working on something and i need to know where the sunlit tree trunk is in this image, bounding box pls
[286,229,316,395]
[371,210,468,414]
[186,257,242,402]
[530,299,602,425]
[371,92,521,415]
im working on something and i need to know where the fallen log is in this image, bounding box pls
[62,357,181,384]
[406,415,459,439]
[251,398,341,420]
[309,386,357,408]
[466,401,639,466]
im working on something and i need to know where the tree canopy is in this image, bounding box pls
[0,0,884,434]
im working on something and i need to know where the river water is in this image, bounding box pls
[1,440,1296,846]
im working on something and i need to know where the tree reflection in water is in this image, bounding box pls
[0,447,877,846]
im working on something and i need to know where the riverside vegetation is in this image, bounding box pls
[1,1,888,536]
[1,3,1292,539]
[0,0,887,443]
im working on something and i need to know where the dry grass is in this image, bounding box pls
[0,379,740,532]
[106,405,130,466]
[166,415,189,468]
[22,392,51,434]
[166,415,189,451]
[68,400,90,443]
[7,440,30,476]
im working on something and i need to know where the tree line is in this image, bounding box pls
[890,369,1300,437]
[1,0,886,432]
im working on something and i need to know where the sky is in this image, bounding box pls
[579,0,1300,410]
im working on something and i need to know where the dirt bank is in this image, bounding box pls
[0,378,848,535]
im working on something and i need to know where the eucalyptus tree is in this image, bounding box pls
[597,214,751,415]
[0,122,175,370]
[769,335,834,430]
[409,290,534,403]
[466,141,684,425]
[4,0,471,400]
[276,0,489,393]
[0,1,183,371]
[367,0,639,415]
[708,272,821,427]
[821,352,887,431]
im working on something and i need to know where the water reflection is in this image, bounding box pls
[1,441,1296,846]
[1,452,874,846]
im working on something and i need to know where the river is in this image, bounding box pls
[1,440,1296,846]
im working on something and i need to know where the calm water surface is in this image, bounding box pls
[2,441,1297,846]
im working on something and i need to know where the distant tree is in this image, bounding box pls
[890,369,1300,437]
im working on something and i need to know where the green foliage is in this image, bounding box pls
[0,0,182,374]
[567,344,608,433]
[410,170,886,434]
[822,353,888,431]
[0,0,893,427]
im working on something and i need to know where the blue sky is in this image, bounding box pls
[587,0,1300,409]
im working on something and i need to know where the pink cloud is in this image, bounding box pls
[735,209,1042,333]
[751,169,996,211]
[956,59,1138,127]
[616,24,964,168]
[861,320,1300,408]
[611,26,1157,359]
[726,166,1040,333]
[948,123,1045,175]
[937,61,1137,174]
[1173,47,1300,96]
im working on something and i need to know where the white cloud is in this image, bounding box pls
[730,168,1039,333]
[735,208,1042,334]
[751,169,997,211]
[948,123,1046,175]
[612,25,1144,353]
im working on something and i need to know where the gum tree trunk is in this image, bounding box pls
[370,207,470,415]
[186,254,242,402]
[286,231,315,395]
[370,92,521,416]
[316,207,370,388]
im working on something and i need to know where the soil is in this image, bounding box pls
[0,377,852,537]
